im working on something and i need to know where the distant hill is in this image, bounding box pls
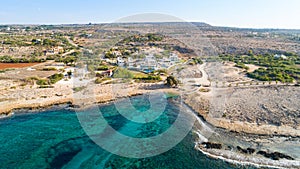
[190,22,212,27]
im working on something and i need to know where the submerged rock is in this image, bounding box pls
[46,136,98,168]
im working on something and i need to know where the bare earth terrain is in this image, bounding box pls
[181,62,300,168]
[0,63,40,70]
[222,86,300,127]
[0,23,299,168]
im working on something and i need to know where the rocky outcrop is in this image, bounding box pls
[236,146,255,155]
[257,150,294,161]
[201,142,222,149]
[183,86,300,137]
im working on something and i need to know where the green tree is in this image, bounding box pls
[63,56,77,65]
[67,70,72,78]
[166,76,178,87]
[248,50,254,56]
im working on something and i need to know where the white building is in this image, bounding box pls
[127,57,135,69]
[141,54,158,72]
[117,57,125,66]
[274,54,287,59]
[170,53,179,62]
[112,51,122,57]
[160,57,171,68]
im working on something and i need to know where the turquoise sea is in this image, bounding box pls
[0,95,256,169]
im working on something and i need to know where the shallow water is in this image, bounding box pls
[0,95,256,169]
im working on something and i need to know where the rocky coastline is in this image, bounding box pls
[1,83,299,169]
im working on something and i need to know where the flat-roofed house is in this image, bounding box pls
[141,54,158,73]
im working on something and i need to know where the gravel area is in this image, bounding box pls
[215,86,300,127]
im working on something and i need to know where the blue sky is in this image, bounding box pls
[0,0,299,29]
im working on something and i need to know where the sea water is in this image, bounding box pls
[0,95,255,169]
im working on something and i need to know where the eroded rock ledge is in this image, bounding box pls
[183,86,300,137]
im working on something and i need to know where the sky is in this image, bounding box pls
[0,0,299,29]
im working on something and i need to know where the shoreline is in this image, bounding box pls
[195,145,300,169]
[0,85,180,118]
[1,85,299,169]
[0,98,73,118]
[183,93,300,137]
[188,96,300,169]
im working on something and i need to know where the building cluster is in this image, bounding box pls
[43,46,64,56]
[116,53,180,73]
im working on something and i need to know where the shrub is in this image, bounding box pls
[199,88,210,92]
[192,57,203,64]
[27,76,40,81]
[37,79,49,85]
[49,73,64,84]
[96,65,109,71]
[134,75,161,81]
[95,77,111,84]
[42,67,57,71]
[39,85,54,88]
[73,86,86,92]
[219,53,300,82]
[235,62,249,70]
[154,69,167,74]
[134,75,161,83]
[113,68,134,79]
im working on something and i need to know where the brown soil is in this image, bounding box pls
[0,63,39,70]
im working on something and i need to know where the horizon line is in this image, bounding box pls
[1,21,300,30]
